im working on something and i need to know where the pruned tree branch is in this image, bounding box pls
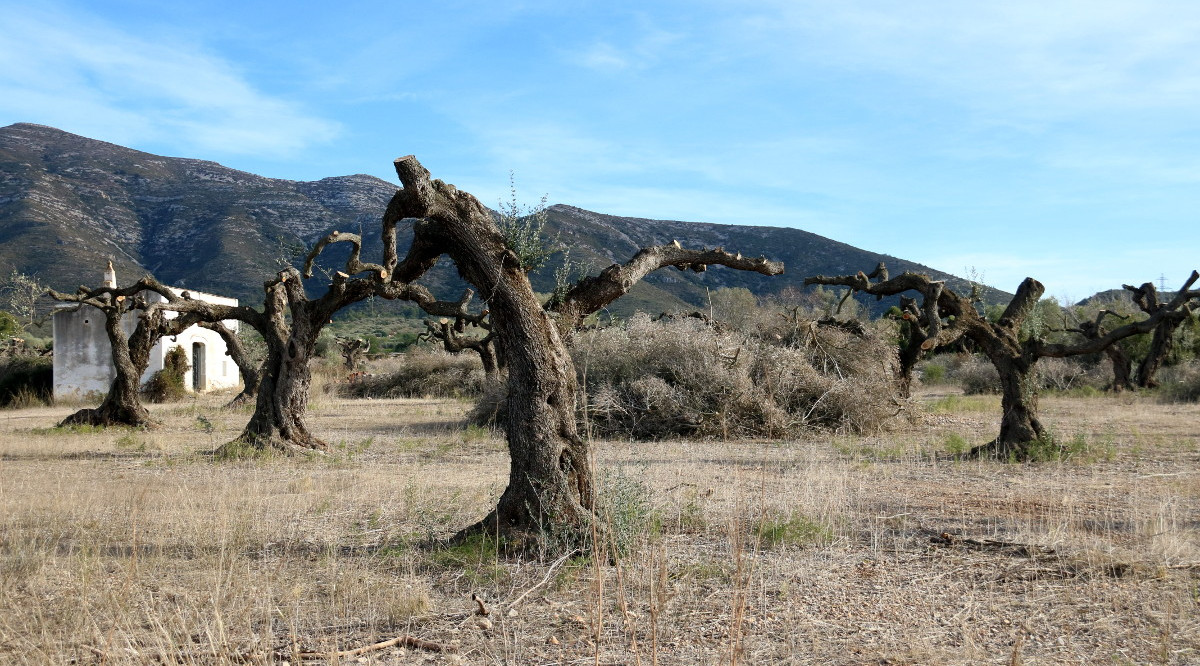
[805,267,968,392]
[550,243,784,329]
[303,230,389,281]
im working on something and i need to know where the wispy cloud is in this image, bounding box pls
[567,14,685,73]
[0,4,340,157]
[739,1,1200,118]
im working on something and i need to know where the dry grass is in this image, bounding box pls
[0,388,1197,664]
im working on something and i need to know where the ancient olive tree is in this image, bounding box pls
[417,289,500,377]
[379,156,784,541]
[1124,275,1200,388]
[47,275,219,428]
[143,155,782,541]
[161,263,387,451]
[153,156,779,500]
[806,261,951,397]
[336,337,370,372]
[804,268,1199,460]
[160,224,501,452]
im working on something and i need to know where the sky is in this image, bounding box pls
[1,0,1197,300]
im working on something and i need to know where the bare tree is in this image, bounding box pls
[336,337,370,371]
[804,269,1199,460]
[161,226,483,452]
[146,155,782,543]
[161,264,391,452]
[1124,275,1200,388]
[47,278,216,428]
[382,156,783,541]
[416,289,500,377]
[3,269,48,331]
[1056,310,1134,392]
[809,261,953,397]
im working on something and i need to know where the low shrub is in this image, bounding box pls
[1159,361,1200,403]
[951,355,1000,395]
[466,378,508,428]
[947,354,1112,396]
[142,346,190,403]
[1036,356,1108,393]
[756,512,834,548]
[920,362,946,384]
[0,355,52,407]
[339,347,486,399]
[596,466,659,556]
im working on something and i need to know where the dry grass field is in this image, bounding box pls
[1,388,1197,665]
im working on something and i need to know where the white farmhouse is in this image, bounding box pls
[52,263,242,400]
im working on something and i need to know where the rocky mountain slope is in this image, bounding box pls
[0,123,1004,314]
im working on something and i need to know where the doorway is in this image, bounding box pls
[192,342,206,391]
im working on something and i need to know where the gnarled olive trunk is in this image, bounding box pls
[896,338,922,398]
[234,331,323,451]
[215,267,378,455]
[1105,343,1134,393]
[389,157,595,544]
[60,307,161,428]
[1125,274,1200,389]
[1136,323,1178,389]
[477,286,592,541]
[970,352,1046,459]
[224,276,333,453]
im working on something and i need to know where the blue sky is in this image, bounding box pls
[2,0,1197,299]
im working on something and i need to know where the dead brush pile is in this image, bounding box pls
[572,313,903,439]
[338,347,486,399]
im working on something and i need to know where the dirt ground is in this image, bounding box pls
[0,388,1197,665]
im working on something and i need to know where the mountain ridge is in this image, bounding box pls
[0,122,1007,315]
